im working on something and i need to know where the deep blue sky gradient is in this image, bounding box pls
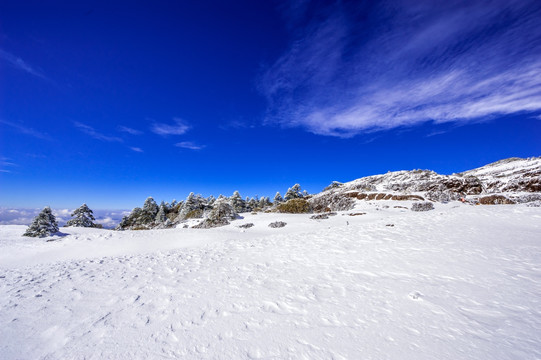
[1,0,540,209]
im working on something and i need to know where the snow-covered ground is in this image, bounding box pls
[1,202,540,359]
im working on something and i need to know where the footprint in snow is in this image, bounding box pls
[409,291,423,300]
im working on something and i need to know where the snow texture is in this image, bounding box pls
[1,202,540,359]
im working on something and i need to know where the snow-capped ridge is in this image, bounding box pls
[310,156,541,210]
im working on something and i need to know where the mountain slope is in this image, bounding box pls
[309,157,541,211]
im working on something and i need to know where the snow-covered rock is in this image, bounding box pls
[309,156,541,211]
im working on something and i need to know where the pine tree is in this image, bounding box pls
[117,215,130,230]
[259,197,270,209]
[274,192,283,203]
[140,197,159,224]
[155,203,168,223]
[248,197,258,210]
[116,207,143,230]
[230,191,246,213]
[193,197,238,228]
[176,192,204,220]
[183,192,198,213]
[66,203,96,227]
[285,184,303,201]
[23,207,59,237]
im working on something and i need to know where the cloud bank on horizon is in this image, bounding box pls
[0,208,130,228]
[260,0,541,137]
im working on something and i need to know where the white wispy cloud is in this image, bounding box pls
[175,141,205,150]
[0,49,46,79]
[0,158,17,173]
[74,122,123,142]
[0,119,51,140]
[260,0,541,137]
[130,147,144,153]
[151,118,190,136]
[118,125,143,135]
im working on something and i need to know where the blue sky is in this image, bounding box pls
[1,0,540,210]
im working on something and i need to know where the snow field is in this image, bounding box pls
[1,202,540,359]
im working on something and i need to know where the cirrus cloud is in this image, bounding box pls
[175,141,205,150]
[260,0,541,137]
[151,118,191,136]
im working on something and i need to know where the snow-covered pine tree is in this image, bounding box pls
[117,215,130,230]
[155,202,168,223]
[116,207,143,230]
[183,192,198,212]
[207,195,216,206]
[245,197,254,209]
[259,197,270,209]
[274,192,283,203]
[230,191,246,213]
[193,197,239,228]
[23,207,59,237]
[176,192,204,220]
[140,197,159,224]
[66,203,96,227]
[162,201,170,211]
[285,184,303,201]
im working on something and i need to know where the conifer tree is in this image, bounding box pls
[23,207,59,237]
[274,192,283,203]
[140,197,159,224]
[183,192,198,213]
[230,191,246,213]
[285,184,303,201]
[194,197,238,228]
[66,203,96,227]
[116,207,143,230]
[259,197,269,209]
[155,203,168,223]
[248,197,258,210]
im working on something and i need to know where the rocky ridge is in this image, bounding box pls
[309,156,541,211]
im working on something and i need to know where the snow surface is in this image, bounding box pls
[1,202,540,359]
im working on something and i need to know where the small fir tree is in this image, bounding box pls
[248,197,258,210]
[259,197,270,209]
[23,207,59,237]
[285,184,303,201]
[140,197,159,224]
[193,198,238,228]
[66,203,96,227]
[230,191,246,213]
[274,192,283,203]
[155,203,168,223]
